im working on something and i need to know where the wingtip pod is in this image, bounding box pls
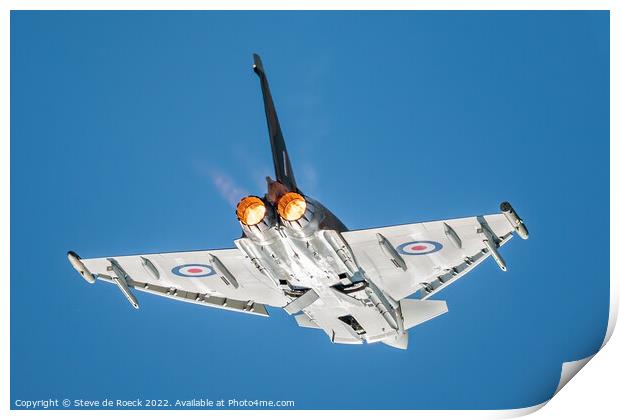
[67,251,95,284]
[500,201,529,240]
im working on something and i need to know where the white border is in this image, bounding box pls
[2,1,616,419]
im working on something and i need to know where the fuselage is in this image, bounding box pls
[234,187,403,344]
[234,54,406,344]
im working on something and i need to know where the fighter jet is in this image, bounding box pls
[68,54,529,349]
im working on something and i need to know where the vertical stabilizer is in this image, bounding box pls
[252,54,298,192]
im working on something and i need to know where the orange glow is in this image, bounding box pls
[277,192,307,221]
[236,196,266,226]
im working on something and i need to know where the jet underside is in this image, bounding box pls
[67,54,529,350]
[235,197,411,346]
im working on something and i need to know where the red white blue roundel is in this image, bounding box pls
[397,240,443,256]
[171,264,215,278]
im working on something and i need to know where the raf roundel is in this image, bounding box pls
[397,240,443,256]
[171,264,215,278]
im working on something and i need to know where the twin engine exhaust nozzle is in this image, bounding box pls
[236,192,308,227]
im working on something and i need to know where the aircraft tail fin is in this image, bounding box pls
[252,53,298,192]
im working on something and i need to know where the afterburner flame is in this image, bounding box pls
[277,192,307,221]
[236,196,267,226]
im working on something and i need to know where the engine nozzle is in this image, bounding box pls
[277,192,307,222]
[236,196,267,226]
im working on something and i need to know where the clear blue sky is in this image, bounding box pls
[11,11,609,409]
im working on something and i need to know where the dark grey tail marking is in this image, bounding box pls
[253,53,298,192]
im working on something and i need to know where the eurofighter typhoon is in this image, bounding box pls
[68,54,529,349]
